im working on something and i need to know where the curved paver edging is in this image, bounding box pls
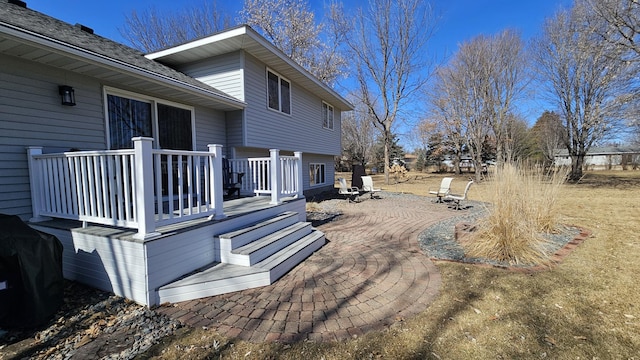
[157,193,462,342]
[418,207,592,272]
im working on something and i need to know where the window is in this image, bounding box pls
[106,89,194,150]
[157,103,193,150]
[267,69,291,114]
[322,102,334,130]
[107,95,152,150]
[309,163,325,186]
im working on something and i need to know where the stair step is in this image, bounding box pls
[157,262,270,304]
[256,230,325,282]
[223,222,312,266]
[157,230,325,304]
[218,211,299,251]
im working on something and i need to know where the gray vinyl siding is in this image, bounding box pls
[177,51,244,101]
[242,53,341,156]
[29,224,149,305]
[193,106,227,151]
[225,110,244,150]
[0,54,105,219]
[304,153,336,194]
[1,54,229,220]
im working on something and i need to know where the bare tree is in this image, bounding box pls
[409,117,437,154]
[530,111,565,167]
[432,37,503,181]
[436,31,529,167]
[454,40,491,181]
[533,3,637,180]
[582,0,640,140]
[241,0,347,85]
[481,30,530,165]
[339,0,435,184]
[502,113,533,162]
[409,117,444,171]
[428,68,469,175]
[581,0,640,62]
[341,100,376,167]
[120,1,232,52]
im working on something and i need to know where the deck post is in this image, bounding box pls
[132,137,160,240]
[26,146,51,222]
[270,149,282,205]
[209,144,226,219]
[294,151,304,198]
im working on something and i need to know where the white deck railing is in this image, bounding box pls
[229,150,303,200]
[28,138,303,239]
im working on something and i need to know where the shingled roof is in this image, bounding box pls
[0,0,244,108]
[555,146,640,156]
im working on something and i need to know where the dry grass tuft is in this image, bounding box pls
[464,163,568,265]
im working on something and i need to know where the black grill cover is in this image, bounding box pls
[0,214,63,328]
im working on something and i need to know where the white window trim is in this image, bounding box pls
[103,86,196,150]
[309,163,326,187]
[322,101,334,130]
[266,68,292,116]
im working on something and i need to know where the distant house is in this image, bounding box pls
[554,147,640,170]
[0,0,352,306]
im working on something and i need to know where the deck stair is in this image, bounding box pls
[157,211,325,303]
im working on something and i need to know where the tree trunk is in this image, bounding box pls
[495,142,503,168]
[569,154,584,181]
[384,131,390,185]
[453,152,461,174]
[474,154,483,182]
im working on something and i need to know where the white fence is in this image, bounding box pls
[28,138,303,239]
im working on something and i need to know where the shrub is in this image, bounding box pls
[464,163,568,265]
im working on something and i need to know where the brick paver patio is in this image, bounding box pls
[157,193,460,342]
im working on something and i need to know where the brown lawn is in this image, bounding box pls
[143,170,640,359]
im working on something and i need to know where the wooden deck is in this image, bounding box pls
[32,195,304,243]
[29,195,323,306]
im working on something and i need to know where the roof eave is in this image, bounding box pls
[0,21,246,110]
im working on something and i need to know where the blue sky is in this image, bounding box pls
[25,0,572,56]
[24,0,573,145]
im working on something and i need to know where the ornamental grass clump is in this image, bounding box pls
[464,163,568,265]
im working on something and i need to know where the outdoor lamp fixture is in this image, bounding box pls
[58,85,76,106]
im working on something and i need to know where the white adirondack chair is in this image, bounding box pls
[338,178,360,202]
[445,180,473,210]
[361,176,381,199]
[429,177,453,203]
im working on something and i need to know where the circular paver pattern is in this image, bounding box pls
[157,193,462,342]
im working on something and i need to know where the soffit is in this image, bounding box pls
[0,23,245,111]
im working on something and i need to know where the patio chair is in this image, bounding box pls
[429,177,453,203]
[337,177,360,202]
[361,176,381,199]
[445,180,473,210]
[222,158,244,199]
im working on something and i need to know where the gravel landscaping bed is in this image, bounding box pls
[418,200,584,268]
[0,282,181,360]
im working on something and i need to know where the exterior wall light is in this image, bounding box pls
[58,85,76,106]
